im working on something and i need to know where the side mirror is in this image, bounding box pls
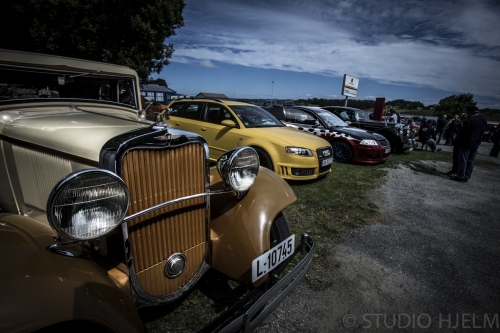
[346,121,351,125]
[221,119,236,128]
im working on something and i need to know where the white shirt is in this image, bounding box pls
[391,113,398,123]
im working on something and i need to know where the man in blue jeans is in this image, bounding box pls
[450,106,488,183]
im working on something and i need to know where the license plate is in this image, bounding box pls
[385,148,391,154]
[252,234,295,283]
[321,157,333,166]
[409,147,413,151]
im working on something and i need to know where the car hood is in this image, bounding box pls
[245,126,329,148]
[359,119,397,128]
[330,126,387,141]
[0,105,151,163]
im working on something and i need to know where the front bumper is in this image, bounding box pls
[199,233,314,333]
[353,145,391,164]
[276,146,333,180]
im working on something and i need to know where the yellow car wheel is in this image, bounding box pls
[254,147,274,171]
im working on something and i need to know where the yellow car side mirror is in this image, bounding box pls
[221,119,236,128]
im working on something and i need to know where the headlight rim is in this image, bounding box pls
[46,168,130,241]
[216,146,259,197]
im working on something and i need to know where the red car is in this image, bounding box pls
[266,105,391,164]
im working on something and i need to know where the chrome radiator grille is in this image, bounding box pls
[120,143,207,296]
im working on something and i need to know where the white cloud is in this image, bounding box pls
[198,60,218,68]
[170,0,500,102]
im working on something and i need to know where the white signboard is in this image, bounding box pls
[341,74,359,98]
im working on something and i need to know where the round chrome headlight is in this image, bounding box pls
[217,147,259,196]
[46,169,130,241]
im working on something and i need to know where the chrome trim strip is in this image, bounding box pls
[122,189,230,223]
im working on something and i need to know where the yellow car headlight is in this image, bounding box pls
[285,146,313,156]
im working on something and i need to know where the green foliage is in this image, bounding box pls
[1,0,185,82]
[147,78,168,86]
[290,98,425,111]
[386,99,424,110]
[434,93,476,117]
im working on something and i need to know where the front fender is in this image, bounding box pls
[209,167,296,285]
[0,213,145,333]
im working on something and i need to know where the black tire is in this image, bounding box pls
[253,147,274,171]
[388,136,399,154]
[331,141,352,163]
[270,212,291,248]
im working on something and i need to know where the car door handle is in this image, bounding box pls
[174,122,180,126]
[200,127,207,131]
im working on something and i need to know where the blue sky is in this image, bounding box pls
[154,0,500,108]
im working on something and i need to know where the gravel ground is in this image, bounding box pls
[255,152,500,332]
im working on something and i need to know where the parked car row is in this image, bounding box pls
[321,106,416,154]
[264,105,391,164]
[0,49,314,333]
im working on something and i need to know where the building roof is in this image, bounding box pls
[195,92,229,99]
[140,84,176,93]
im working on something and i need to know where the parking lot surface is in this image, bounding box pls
[257,146,500,332]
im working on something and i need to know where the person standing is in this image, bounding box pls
[419,116,427,128]
[489,124,500,158]
[445,115,461,145]
[390,109,399,123]
[446,113,468,176]
[435,114,448,144]
[450,106,488,182]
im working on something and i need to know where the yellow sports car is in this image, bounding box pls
[164,99,333,180]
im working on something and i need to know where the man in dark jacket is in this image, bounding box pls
[435,114,448,144]
[418,119,441,152]
[451,106,488,182]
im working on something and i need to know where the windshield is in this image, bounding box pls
[315,109,348,127]
[231,105,284,128]
[356,111,368,120]
[0,66,138,108]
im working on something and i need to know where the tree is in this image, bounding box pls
[434,93,476,117]
[147,78,168,87]
[1,0,185,82]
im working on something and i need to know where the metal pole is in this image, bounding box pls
[344,96,349,107]
[271,81,274,106]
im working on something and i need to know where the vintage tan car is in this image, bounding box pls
[0,49,314,332]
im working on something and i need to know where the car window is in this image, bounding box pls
[285,108,317,125]
[168,102,187,116]
[230,105,283,128]
[314,109,348,127]
[204,103,237,125]
[179,102,204,120]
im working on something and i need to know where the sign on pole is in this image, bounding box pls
[341,74,359,98]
